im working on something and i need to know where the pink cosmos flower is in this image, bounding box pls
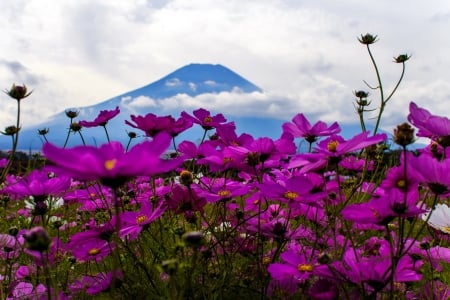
[315,131,387,157]
[282,113,340,143]
[66,222,115,263]
[407,101,450,141]
[43,133,183,188]
[2,169,71,200]
[181,108,227,130]
[126,113,193,137]
[119,200,166,240]
[70,270,122,296]
[79,106,120,128]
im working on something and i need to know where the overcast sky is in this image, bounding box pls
[1,0,450,134]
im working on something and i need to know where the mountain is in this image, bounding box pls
[8,63,278,150]
[3,63,390,151]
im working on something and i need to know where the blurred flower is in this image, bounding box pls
[79,106,120,128]
[407,101,450,146]
[126,113,193,137]
[70,270,122,296]
[421,203,450,234]
[23,226,51,252]
[42,133,183,188]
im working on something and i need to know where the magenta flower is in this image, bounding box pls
[126,113,193,137]
[410,152,450,195]
[119,200,166,240]
[268,247,328,288]
[66,223,115,263]
[315,131,387,157]
[192,177,251,203]
[43,133,183,187]
[181,108,227,130]
[258,174,315,205]
[79,106,120,128]
[2,169,71,200]
[407,101,450,142]
[282,113,340,143]
[70,270,122,296]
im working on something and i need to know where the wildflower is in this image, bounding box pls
[268,246,328,288]
[79,106,120,127]
[421,203,450,234]
[120,201,166,240]
[5,83,32,101]
[23,226,51,252]
[315,131,387,157]
[2,169,71,199]
[70,270,122,296]
[42,133,183,188]
[410,152,450,195]
[7,282,46,300]
[192,177,251,203]
[66,222,115,262]
[282,113,340,144]
[181,108,227,130]
[126,113,192,137]
[407,101,450,146]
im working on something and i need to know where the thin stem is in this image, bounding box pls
[63,119,73,149]
[102,125,111,143]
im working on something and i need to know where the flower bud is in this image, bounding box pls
[2,125,20,136]
[182,231,205,249]
[23,227,51,252]
[70,122,82,132]
[394,54,411,63]
[179,170,193,186]
[393,122,415,147]
[5,84,32,101]
[38,128,49,135]
[358,33,378,45]
[65,109,79,119]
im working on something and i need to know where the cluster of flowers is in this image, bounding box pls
[1,98,450,299]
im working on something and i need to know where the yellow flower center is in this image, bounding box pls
[223,157,233,164]
[396,179,406,189]
[136,214,147,225]
[218,190,231,197]
[262,256,271,265]
[284,191,298,201]
[442,226,450,234]
[327,140,339,152]
[88,248,100,255]
[104,159,117,170]
[298,264,313,272]
[204,116,212,123]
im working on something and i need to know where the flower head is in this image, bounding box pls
[282,113,340,144]
[79,106,120,127]
[181,108,227,130]
[43,133,182,187]
[5,83,32,101]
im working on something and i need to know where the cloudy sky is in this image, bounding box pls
[1,0,450,134]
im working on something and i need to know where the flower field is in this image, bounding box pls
[0,35,449,299]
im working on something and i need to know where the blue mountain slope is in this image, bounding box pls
[6,63,270,150]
